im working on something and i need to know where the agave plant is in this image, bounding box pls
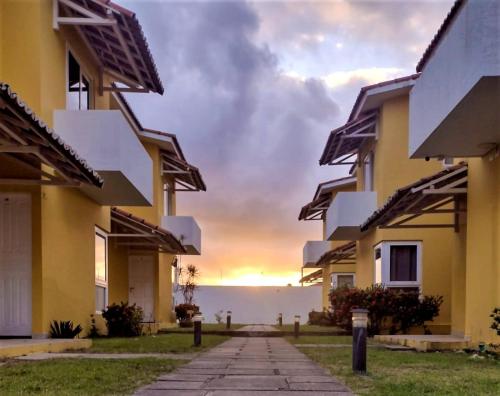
[49,320,83,339]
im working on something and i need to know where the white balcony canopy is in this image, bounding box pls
[326,191,377,240]
[162,215,201,255]
[54,110,153,205]
[303,241,331,268]
[410,0,500,158]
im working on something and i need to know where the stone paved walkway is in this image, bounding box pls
[135,337,353,395]
[235,325,278,332]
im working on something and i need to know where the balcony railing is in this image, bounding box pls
[54,110,153,205]
[303,241,331,268]
[326,191,377,240]
[161,216,201,255]
[409,1,500,158]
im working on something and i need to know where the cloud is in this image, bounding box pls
[322,67,404,89]
[253,1,454,74]
[119,0,454,285]
[124,1,344,284]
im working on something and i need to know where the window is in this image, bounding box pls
[390,245,417,282]
[163,182,173,216]
[363,151,374,191]
[332,273,355,289]
[374,247,382,284]
[373,241,421,288]
[67,51,90,110]
[95,229,108,312]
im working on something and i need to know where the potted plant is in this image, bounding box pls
[174,264,200,327]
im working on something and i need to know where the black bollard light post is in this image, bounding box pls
[193,314,203,346]
[351,308,368,374]
[226,310,232,329]
[278,313,283,327]
[294,315,300,338]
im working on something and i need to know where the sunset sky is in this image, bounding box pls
[124,0,453,286]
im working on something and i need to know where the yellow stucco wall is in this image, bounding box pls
[355,95,454,333]
[464,157,500,344]
[0,0,177,336]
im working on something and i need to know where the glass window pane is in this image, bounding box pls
[95,285,106,312]
[337,275,354,288]
[390,245,417,282]
[67,52,81,110]
[95,233,106,282]
[81,75,90,110]
[374,248,382,284]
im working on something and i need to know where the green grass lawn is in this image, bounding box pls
[274,324,343,333]
[0,358,182,395]
[89,333,230,353]
[299,345,500,395]
[168,323,244,332]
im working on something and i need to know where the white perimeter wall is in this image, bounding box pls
[175,285,322,325]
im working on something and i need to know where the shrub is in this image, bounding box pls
[308,309,332,326]
[49,320,83,339]
[490,307,500,336]
[175,303,200,321]
[214,310,224,324]
[87,314,100,338]
[329,285,443,336]
[102,301,144,337]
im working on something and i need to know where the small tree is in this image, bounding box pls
[178,264,199,305]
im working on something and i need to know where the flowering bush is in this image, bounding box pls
[102,301,144,337]
[175,303,200,321]
[490,307,500,336]
[308,309,331,326]
[329,285,443,336]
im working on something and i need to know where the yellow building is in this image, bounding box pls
[298,177,357,309]
[407,0,500,345]
[319,75,455,334]
[0,0,205,338]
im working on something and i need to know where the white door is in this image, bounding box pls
[128,255,155,322]
[0,193,32,336]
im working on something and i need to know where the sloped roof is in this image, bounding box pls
[316,241,356,267]
[299,177,356,220]
[110,207,185,253]
[58,0,163,94]
[299,268,323,284]
[0,82,103,187]
[361,163,468,231]
[320,74,419,166]
[416,0,465,72]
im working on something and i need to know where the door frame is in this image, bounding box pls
[128,254,156,322]
[0,192,32,337]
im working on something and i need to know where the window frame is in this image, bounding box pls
[373,241,422,288]
[363,151,374,192]
[66,48,93,110]
[331,272,356,290]
[95,227,108,314]
[163,181,174,216]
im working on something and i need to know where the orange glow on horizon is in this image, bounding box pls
[199,270,305,287]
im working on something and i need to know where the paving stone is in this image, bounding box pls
[175,368,229,375]
[277,368,328,375]
[289,382,351,391]
[205,375,286,390]
[286,375,339,383]
[135,390,207,396]
[146,381,205,390]
[184,361,229,369]
[158,374,216,381]
[205,392,352,396]
[224,368,277,375]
